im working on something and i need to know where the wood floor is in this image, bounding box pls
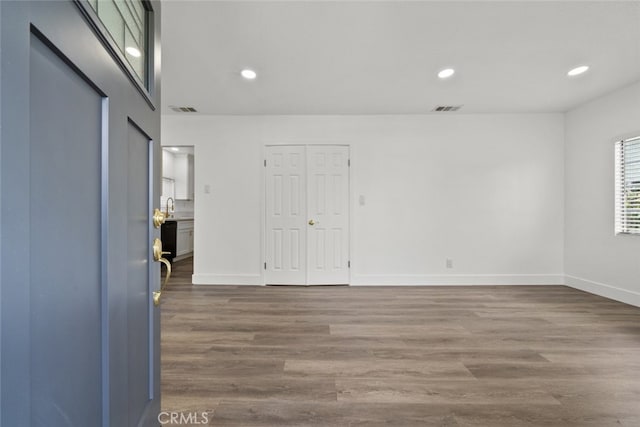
[161,259,640,426]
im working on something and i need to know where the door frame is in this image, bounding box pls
[261,143,353,286]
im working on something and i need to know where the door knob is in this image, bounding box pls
[152,238,171,306]
[308,219,315,226]
[153,208,166,228]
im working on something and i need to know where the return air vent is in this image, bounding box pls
[169,106,198,113]
[432,105,463,112]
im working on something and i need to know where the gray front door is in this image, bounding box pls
[1,1,162,426]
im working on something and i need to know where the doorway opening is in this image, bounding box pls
[161,145,195,282]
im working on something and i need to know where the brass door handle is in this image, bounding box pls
[152,238,171,306]
[152,291,162,307]
[308,219,315,226]
[153,208,166,228]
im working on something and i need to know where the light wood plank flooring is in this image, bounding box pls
[161,259,640,426]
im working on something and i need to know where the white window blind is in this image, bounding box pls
[615,136,640,234]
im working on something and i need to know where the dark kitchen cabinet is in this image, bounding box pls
[161,220,177,263]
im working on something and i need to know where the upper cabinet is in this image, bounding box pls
[162,149,175,179]
[162,147,194,200]
[174,153,194,200]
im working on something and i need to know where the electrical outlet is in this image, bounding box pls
[446,258,453,269]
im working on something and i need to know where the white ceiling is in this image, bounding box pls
[161,1,640,115]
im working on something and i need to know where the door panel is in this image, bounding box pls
[29,33,103,426]
[307,146,350,285]
[265,146,349,285]
[265,146,307,284]
[127,123,153,426]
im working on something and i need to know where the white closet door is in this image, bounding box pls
[306,146,350,285]
[265,146,307,284]
[265,145,350,285]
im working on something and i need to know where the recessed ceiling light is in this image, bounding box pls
[567,65,589,77]
[170,147,179,152]
[125,46,141,58]
[241,69,257,80]
[438,68,455,79]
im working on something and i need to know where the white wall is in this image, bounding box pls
[162,114,565,285]
[565,81,640,306]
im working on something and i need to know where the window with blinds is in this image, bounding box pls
[615,136,640,234]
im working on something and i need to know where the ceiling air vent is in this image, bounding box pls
[432,105,463,112]
[169,106,198,113]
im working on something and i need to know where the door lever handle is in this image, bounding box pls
[153,257,171,306]
[152,238,171,306]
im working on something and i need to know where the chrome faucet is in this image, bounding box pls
[165,197,174,217]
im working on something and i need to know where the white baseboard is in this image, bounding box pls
[191,274,262,285]
[190,273,564,286]
[350,274,564,286]
[186,271,640,307]
[564,275,640,307]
